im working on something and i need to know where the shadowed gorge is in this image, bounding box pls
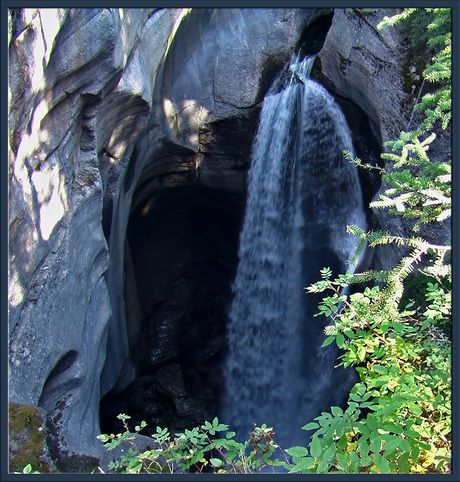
[100,184,244,434]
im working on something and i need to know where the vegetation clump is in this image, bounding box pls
[97,414,287,474]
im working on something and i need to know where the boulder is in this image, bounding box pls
[8,403,54,473]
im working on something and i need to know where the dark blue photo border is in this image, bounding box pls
[1,1,458,481]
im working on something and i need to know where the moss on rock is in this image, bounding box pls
[8,402,53,473]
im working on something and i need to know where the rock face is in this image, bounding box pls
[8,7,443,468]
[316,8,451,270]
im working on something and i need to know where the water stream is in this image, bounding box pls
[221,55,367,450]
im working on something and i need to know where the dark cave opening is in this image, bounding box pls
[99,183,245,436]
[296,11,334,59]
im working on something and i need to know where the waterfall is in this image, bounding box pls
[220,55,367,450]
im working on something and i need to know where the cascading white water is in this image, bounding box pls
[221,55,367,450]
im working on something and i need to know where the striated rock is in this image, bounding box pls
[7,7,328,463]
[317,9,405,142]
[8,7,180,462]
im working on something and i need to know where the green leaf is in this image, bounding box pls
[310,436,323,459]
[286,446,309,460]
[408,402,422,416]
[321,307,333,317]
[288,457,315,473]
[353,383,366,396]
[317,460,330,473]
[373,453,390,473]
[367,415,378,432]
[322,336,335,347]
[372,364,388,374]
[336,332,345,348]
[370,435,382,453]
[331,406,343,417]
[382,402,400,416]
[336,453,349,471]
[302,422,320,431]
[404,427,420,439]
[399,438,411,452]
[382,423,403,434]
[210,458,223,468]
[349,392,362,402]
[323,443,337,462]
[337,434,348,450]
[23,464,32,474]
[348,451,360,472]
[358,437,369,457]
[383,436,401,455]
[398,451,411,471]
[202,421,212,431]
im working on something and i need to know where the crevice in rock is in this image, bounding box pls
[296,11,334,58]
[38,351,79,411]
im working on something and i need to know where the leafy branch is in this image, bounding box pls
[97,415,289,474]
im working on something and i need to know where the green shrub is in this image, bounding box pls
[97,414,287,474]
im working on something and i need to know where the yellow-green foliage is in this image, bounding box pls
[8,403,52,473]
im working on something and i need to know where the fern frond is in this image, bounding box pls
[346,225,367,267]
[377,8,417,29]
[436,209,451,222]
[347,270,390,284]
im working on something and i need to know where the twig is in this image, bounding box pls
[407,79,425,130]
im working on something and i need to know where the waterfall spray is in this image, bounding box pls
[221,54,366,449]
